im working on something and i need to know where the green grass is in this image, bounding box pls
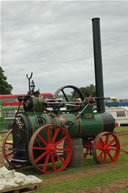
[32,166,128,193]
[18,151,128,179]
[115,127,128,152]
[119,135,128,145]
[117,189,128,193]
[17,153,128,180]
[0,133,6,140]
[0,131,12,146]
[0,133,6,145]
[17,156,99,178]
[114,126,128,133]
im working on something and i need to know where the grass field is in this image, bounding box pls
[17,154,128,193]
[0,126,128,193]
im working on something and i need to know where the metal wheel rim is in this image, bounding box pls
[92,132,120,164]
[54,85,84,102]
[28,124,72,174]
[2,129,22,169]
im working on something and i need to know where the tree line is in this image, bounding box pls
[76,84,96,98]
[0,67,13,94]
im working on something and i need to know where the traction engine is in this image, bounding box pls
[2,18,123,174]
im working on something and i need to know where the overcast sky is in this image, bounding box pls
[1,1,128,98]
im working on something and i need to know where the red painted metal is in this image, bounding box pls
[92,132,120,164]
[0,93,54,107]
[115,123,119,127]
[120,148,128,154]
[28,124,72,174]
[84,141,93,158]
[87,96,95,106]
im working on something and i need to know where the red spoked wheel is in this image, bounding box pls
[28,124,72,174]
[83,141,93,158]
[2,129,22,169]
[92,132,120,164]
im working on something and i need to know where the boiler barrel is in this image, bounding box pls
[22,111,115,140]
[52,112,115,139]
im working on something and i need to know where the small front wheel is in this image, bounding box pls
[92,132,120,164]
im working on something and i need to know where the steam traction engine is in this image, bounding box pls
[2,18,121,174]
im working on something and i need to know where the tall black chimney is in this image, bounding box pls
[92,18,105,113]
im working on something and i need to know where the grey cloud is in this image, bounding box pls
[1,1,128,98]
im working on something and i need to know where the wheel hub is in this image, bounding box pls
[47,144,56,153]
[103,145,110,152]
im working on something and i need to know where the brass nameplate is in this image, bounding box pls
[85,114,93,118]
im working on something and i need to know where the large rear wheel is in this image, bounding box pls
[28,124,72,174]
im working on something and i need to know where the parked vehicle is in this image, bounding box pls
[0,93,54,107]
[105,97,128,107]
[106,107,128,126]
[0,93,54,132]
